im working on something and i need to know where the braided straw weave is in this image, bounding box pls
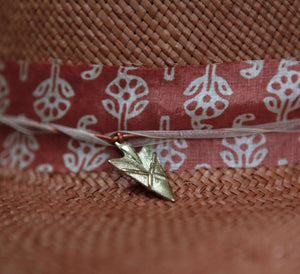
[1,0,300,273]
[0,0,299,66]
[1,165,300,273]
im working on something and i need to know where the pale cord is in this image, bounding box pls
[0,115,300,147]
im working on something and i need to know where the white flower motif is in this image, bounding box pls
[0,132,39,169]
[81,64,103,80]
[102,67,149,130]
[240,60,264,79]
[264,60,300,121]
[184,64,233,129]
[33,63,74,122]
[156,116,187,170]
[220,114,268,168]
[63,115,109,172]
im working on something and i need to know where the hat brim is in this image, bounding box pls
[1,165,300,273]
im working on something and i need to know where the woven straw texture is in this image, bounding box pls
[1,0,300,273]
[0,0,299,66]
[1,165,300,273]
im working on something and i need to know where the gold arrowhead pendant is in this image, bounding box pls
[109,141,175,202]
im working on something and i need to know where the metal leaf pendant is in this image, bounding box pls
[109,141,175,202]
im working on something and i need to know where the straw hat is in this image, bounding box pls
[0,1,299,273]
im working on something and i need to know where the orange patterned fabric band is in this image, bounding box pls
[0,59,299,172]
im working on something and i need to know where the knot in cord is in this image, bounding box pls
[111,132,125,143]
